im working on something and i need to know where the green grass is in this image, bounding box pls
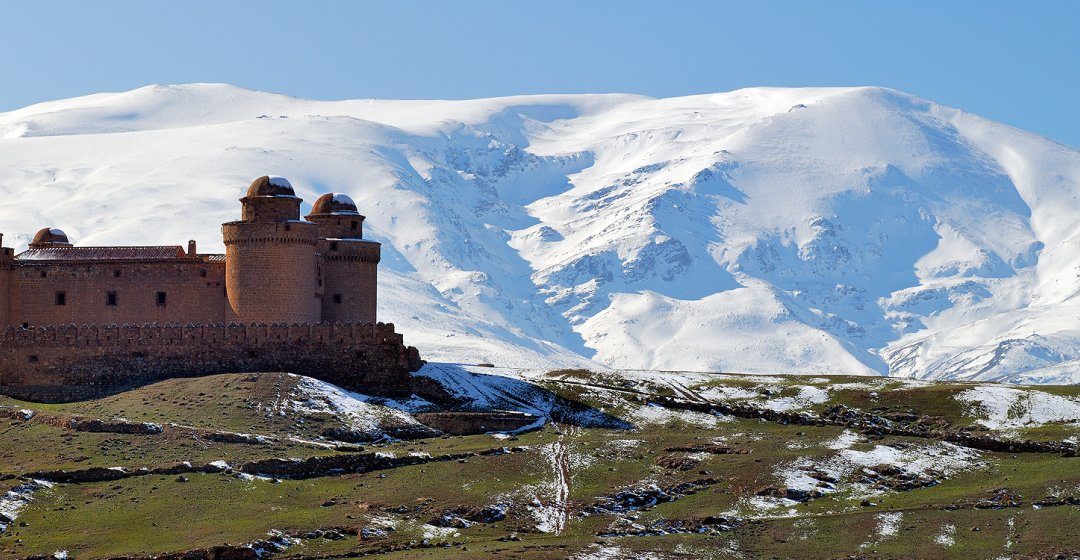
[1,372,1079,559]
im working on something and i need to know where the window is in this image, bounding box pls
[27,355,39,364]
[40,271,47,278]
[156,292,167,306]
[113,270,121,278]
[284,223,291,231]
[200,269,207,278]
[21,322,29,329]
[55,291,66,306]
[351,221,359,230]
[106,292,118,306]
[333,294,342,304]
[330,242,339,251]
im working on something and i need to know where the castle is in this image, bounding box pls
[0,176,422,403]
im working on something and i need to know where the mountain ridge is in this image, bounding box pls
[2,83,1079,383]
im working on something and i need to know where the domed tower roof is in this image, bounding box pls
[245,175,298,198]
[308,193,363,217]
[29,227,73,248]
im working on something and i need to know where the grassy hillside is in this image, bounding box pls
[1,368,1078,559]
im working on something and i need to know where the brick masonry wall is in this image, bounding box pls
[223,221,320,324]
[0,322,423,403]
[320,241,379,324]
[6,260,228,328]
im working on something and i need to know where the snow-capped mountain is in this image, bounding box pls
[2,84,1079,383]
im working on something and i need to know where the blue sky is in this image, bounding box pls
[3,1,1078,147]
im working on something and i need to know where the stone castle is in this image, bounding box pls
[0,176,422,403]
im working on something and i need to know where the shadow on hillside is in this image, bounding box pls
[412,363,634,431]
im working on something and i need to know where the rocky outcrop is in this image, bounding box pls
[649,396,1079,456]
[68,418,163,435]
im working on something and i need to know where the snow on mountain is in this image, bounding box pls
[2,83,1080,383]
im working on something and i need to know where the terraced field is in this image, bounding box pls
[1,366,1078,559]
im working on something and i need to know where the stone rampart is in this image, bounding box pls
[0,321,423,403]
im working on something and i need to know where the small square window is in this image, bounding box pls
[330,242,339,251]
[114,270,121,278]
[156,292,167,306]
[40,271,47,278]
[333,294,342,304]
[27,355,39,364]
[106,292,118,306]
[55,291,66,306]
[200,269,207,278]
[351,221,359,230]
[284,224,291,231]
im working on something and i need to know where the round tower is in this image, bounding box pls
[0,233,12,328]
[306,193,380,323]
[28,228,73,248]
[222,176,320,323]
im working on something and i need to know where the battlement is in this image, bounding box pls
[0,321,422,403]
[1,321,403,348]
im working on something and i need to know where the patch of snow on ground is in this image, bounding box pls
[698,383,829,412]
[421,524,458,540]
[767,442,982,512]
[936,524,956,546]
[571,546,671,560]
[289,376,431,438]
[0,480,53,531]
[632,402,732,426]
[826,430,862,450]
[762,385,830,412]
[860,511,903,550]
[876,511,902,538]
[955,385,1080,430]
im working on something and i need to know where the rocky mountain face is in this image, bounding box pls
[2,84,1079,383]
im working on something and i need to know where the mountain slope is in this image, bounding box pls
[2,83,1080,383]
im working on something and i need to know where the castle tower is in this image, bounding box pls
[0,233,12,328]
[306,193,381,323]
[28,228,73,248]
[222,176,320,323]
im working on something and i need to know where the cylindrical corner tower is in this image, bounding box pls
[222,176,320,323]
[306,193,380,323]
[0,233,12,329]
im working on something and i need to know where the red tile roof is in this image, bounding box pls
[15,246,190,262]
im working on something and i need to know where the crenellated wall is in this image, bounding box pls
[0,321,423,403]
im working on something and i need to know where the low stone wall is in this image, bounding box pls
[413,411,539,435]
[0,322,422,403]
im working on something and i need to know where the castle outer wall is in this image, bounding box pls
[0,322,421,403]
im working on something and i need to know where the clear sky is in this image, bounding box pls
[3,1,1078,147]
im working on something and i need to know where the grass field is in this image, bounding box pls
[1,368,1078,559]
